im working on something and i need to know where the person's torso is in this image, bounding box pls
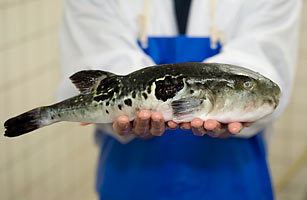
[117,0,243,38]
[96,2,273,200]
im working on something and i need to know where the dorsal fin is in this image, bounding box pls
[69,70,116,94]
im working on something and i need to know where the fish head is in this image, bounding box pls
[253,77,281,110]
[232,75,280,107]
[209,65,281,122]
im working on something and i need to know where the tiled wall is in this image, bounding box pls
[0,1,306,200]
[269,5,307,199]
[0,0,98,199]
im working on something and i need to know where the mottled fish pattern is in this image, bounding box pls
[4,62,281,137]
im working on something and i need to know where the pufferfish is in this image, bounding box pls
[4,62,281,137]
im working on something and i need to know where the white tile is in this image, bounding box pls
[2,5,23,44]
[4,46,27,86]
[5,159,28,198]
[41,0,62,27]
[0,51,8,87]
[0,10,6,46]
[25,68,58,105]
[23,0,43,36]
[26,179,50,200]
[0,170,11,200]
[21,32,58,72]
[1,33,59,87]
[0,0,8,6]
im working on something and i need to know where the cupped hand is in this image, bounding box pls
[112,110,167,138]
[187,118,251,138]
[83,110,251,139]
[112,111,251,138]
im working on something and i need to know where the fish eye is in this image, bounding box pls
[243,81,254,89]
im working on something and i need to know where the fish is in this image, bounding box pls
[3,62,281,137]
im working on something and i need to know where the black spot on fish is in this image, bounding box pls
[93,93,113,102]
[112,98,115,102]
[124,99,132,107]
[106,109,109,114]
[113,87,120,94]
[106,101,109,106]
[118,104,122,110]
[155,76,184,102]
[96,77,119,94]
[147,86,151,94]
[142,92,148,100]
[94,76,121,101]
[190,90,194,94]
[132,91,136,99]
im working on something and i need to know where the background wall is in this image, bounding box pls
[269,3,307,198]
[0,1,306,200]
[0,1,97,199]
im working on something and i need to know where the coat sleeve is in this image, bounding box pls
[206,0,301,137]
[58,0,154,143]
[58,0,154,99]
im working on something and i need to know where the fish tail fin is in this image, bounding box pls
[4,107,52,137]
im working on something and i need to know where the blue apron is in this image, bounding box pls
[96,36,274,200]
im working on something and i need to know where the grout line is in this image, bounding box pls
[0,25,58,52]
[16,133,97,199]
[0,59,58,93]
[0,125,94,174]
[51,148,97,200]
[0,0,40,10]
[275,147,307,194]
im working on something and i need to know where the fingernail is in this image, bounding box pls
[151,112,162,120]
[167,121,178,129]
[204,120,218,130]
[229,123,243,134]
[191,118,203,127]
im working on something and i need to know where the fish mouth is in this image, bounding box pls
[264,96,279,109]
[266,81,281,109]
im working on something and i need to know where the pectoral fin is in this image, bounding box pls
[171,98,203,116]
[171,89,214,120]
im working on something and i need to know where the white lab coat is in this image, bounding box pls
[58,0,301,141]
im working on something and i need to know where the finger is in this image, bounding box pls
[133,110,151,136]
[205,120,227,137]
[113,115,131,136]
[191,118,206,136]
[167,121,178,129]
[180,122,191,130]
[228,122,243,134]
[80,122,92,126]
[150,112,165,136]
[204,119,220,131]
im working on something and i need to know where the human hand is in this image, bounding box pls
[80,110,169,138]
[83,111,251,139]
[179,119,252,138]
[112,110,167,138]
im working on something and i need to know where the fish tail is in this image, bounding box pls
[4,106,53,137]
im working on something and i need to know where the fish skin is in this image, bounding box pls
[4,62,281,137]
